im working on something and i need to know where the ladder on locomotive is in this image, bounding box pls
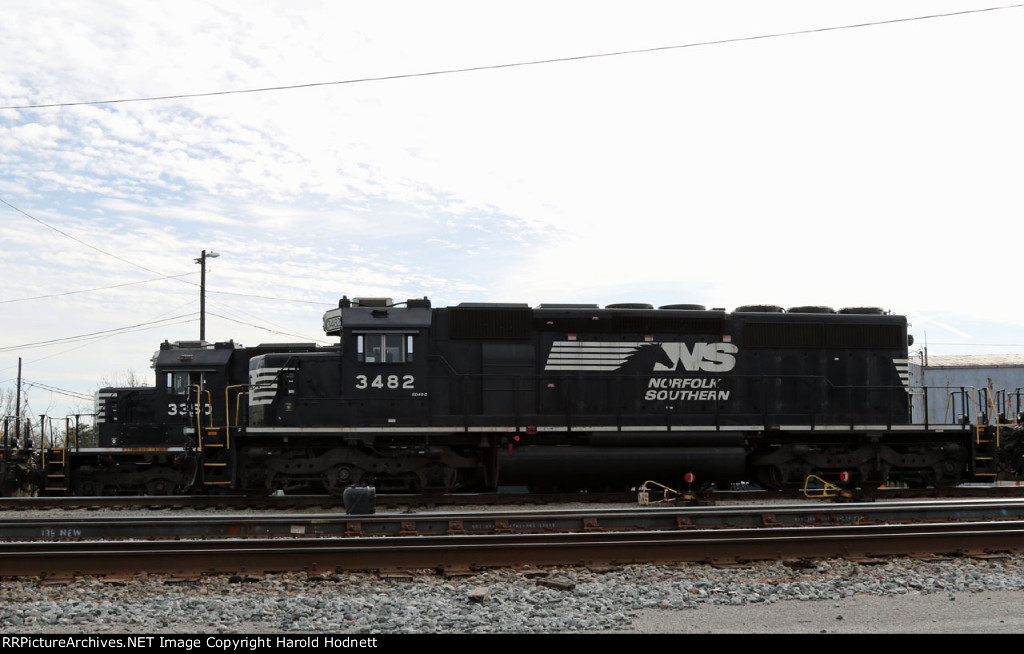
[42,447,69,493]
[944,386,1001,483]
[41,419,71,494]
[972,388,1000,482]
[198,425,233,486]
[194,385,244,487]
[974,424,1000,481]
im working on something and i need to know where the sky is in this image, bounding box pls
[1,1,1022,422]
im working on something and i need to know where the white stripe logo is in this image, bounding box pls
[544,341,738,373]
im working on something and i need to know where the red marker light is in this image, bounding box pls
[839,471,850,483]
[684,472,695,484]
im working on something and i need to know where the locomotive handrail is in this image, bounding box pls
[938,387,976,426]
[222,384,249,451]
[228,386,248,428]
[65,417,76,452]
[235,391,248,428]
[1,416,33,451]
[42,417,64,465]
[189,384,217,445]
[201,390,214,429]
[979,386,1001,447]
[906,390,930,429]
[946,385,991,444]
[330,365,996,433]
[995,390,1013,426]
[190,383,202,437]
[994,389,1024,426]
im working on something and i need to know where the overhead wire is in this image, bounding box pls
[20,380,94,402]
[0,196,180,278]
[207,289,335,306]
[0,4,1020,111]
[1,196,336,311]
[0,272,197,304]
[206,312,331,344]
[0,314,197,352]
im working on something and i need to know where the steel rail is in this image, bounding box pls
[2,484,1021,512]
[1,520,1023,579]
[0,491,639,511]
[5,498,1024,541]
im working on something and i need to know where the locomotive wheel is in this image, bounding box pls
[323,477,345,497]
[74,478,105,496]
[413,463,460,494]
[755,465,787,491]
[922,462,959,488]
[322,465,357,496]
[145,477,175,496]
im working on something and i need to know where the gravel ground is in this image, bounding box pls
[3,555,1024,634]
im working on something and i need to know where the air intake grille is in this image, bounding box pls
[744,322,903,349]
[450,308,533,339]
[540,316,725,335]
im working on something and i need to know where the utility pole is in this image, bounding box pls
[194,250,220,342]
[14,357,20,444]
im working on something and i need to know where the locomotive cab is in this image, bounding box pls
[153,340,240,443]
[78,340,242,496]
[244,297,485,493]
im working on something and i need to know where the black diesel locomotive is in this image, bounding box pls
[37,297,1013,495]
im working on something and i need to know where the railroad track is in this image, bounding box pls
[4,484,1023,513]
[4,499,1024,579]
[0,490,639,512]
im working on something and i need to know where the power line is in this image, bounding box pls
[2,4,1019,111]
[0,299,200,375]
[0,272,197,304]
[207,288,334,306]
[3,197,343,311]
[0,314,197,352]
[0,196,184,278]
[204,299,328,342]
[206,312,329,344]
[20,380,94,402]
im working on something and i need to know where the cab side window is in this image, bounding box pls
[357,334,414,363]
[166,371,205,394]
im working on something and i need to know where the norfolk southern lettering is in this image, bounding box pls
[543,340,738,403]
[646,343,735,402]
[645,376,730,401]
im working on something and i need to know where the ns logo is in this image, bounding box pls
[624,342,739,373]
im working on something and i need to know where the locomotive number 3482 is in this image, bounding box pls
[354,374,415,390]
